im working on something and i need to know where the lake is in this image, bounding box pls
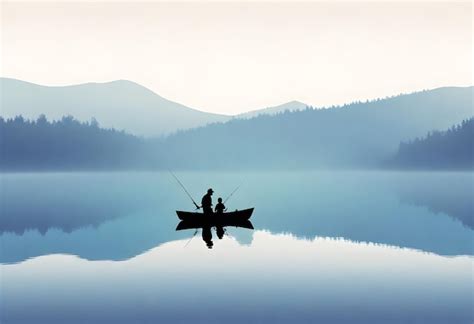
[1,171,473,323]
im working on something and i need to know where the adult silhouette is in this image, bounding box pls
[201,188,214,215]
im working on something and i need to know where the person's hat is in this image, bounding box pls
[207,188,214,193]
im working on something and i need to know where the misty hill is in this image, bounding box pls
[158,86,474,169]
[389,118,473,170]
[2,86,473,170]
[0,78,229,137]
[236,101,309,119]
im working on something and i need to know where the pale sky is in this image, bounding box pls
[1,1,472,114]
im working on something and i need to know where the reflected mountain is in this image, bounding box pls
[0,212,255,263]
[3,231,472,324]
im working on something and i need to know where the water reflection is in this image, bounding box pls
[176,219,254,249]
[394,172,473,229]
[0,172,162,234]
[1,231,472,324]
[1,171,473,264]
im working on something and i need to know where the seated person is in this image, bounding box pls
[215,198,226,214]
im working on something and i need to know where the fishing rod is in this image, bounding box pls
[184,229,199,248]
[168,170,200,210]
[224,185,241,204]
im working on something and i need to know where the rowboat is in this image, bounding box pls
[176,208,254,222]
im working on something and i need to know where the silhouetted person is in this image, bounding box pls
[202,225,213,249]
[216,225,225,239]
[201,188,214,215]
[215,197,226,214]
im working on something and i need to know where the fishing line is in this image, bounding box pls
[224,185,241,204]
[184,229,199,248]
[168,169,200,209]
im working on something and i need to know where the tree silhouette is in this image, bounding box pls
[1,87,472,170]
[0,115,152,170]
[390,118,473,169]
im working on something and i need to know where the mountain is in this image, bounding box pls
[0,78,313,137]
[389,118,473,170]
[157,86,474,169]
[236,101,309,119]
[0,78,230,137]
[2,83,473,170]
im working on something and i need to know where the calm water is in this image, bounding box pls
[1,171,473,323]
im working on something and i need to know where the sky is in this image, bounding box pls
[1,1,472,115]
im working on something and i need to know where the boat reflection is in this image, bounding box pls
[176,219,254,249]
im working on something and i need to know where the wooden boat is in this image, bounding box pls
[176,219,254,231]
[176,208,254,222]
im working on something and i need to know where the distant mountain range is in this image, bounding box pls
[1,78,473,170]
[159,86,474,169]
[236,101,309,119]
[0,78,228,137]
[0,78,309,137]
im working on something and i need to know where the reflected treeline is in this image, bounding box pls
[0,173,160,235]
[396,174,473,230]
[2,207,117,235]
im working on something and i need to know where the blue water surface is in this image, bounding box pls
[0,171,472,323]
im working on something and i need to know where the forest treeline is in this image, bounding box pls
[154,87,473,169]
[389,118,473,170]
[0,115,152,170]
[1,114,473,171]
